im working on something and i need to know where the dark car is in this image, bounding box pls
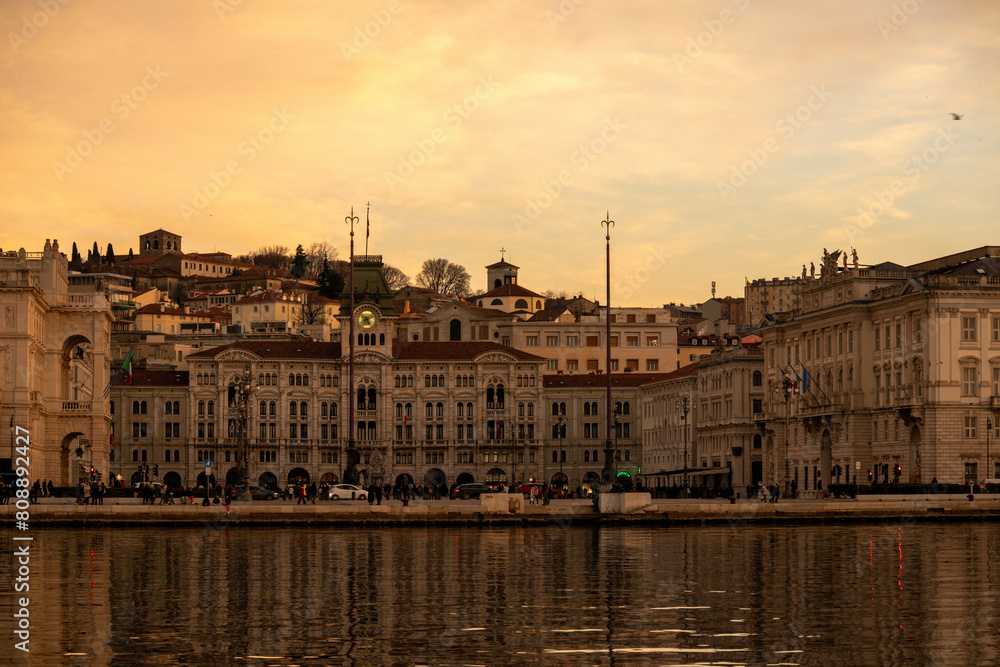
[248,485,279,500]
[449,483,492,500]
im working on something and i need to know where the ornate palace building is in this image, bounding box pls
[758,246,1000,492]
[0,241,112,484]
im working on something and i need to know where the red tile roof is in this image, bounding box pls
[112,369,189,387]
[187,340,343,360]
[542,368,694,388]
[234,290,298,305]
[392,341,545,361]
[478,283,544,300]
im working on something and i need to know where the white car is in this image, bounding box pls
[326,484,368,500]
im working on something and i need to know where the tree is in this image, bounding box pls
[298,296,327,325]
[70,243,83,270]
[92,242,100,264]
[317,258,345,299]
[128,248,134,261]
[105,244,116,265]
[304,242,338,279]
[242,245,290,272]
[290,244,308,279]
[415,258,471,296]
[382,264,409,291]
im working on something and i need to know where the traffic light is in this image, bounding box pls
[868,469,873,482]
[893,464,901,479]
[153,464,159,477]
[97,471,102,483]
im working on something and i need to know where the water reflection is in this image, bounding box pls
[1,523,998,665]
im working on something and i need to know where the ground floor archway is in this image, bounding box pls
[196,472,217,487]
[287,468,310,484]
[129,470,144,485]
[162,471,182,488]
[485,467,507,487]
[394,473,414,487]
[321,472,339,484]
[258,471,277,489]
[550,472,569,488]
[616,471,634,491]
[455,471,475,485]
[424,468,447,489]
[225,466,240,485]
[583,471,600,486]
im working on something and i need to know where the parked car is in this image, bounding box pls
[327,484,367,500]
[449,483,492,500]
[248,485,279,501]
[517,483,543,498]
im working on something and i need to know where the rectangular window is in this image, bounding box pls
[646,314,655,323]
[884,326,890,349]
[874,329,879,351]
[626,336,639,347]
[646,336,659,346]
[567,359,579,371]
[610,360,619,371]
[586,336,599,347]
[625,359,639,370]
[586,359,599,371]
[610,336,619,347]
[545,335,558,346]
[646,359,658,371]
[626,314,636,323]
[526,336,539,346]
[140,423,147,438]
[993,317,1000,342]
[848,331,853,353]
[566,335,579,347]
[964,415,977,439]
[993,366,1000,396]
[895,324,902,347]
[962,316,977,342]
[962,366,978,396]
[546,359,558,370]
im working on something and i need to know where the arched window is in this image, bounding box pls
[379,334,385,345]
[289,402,297,416]
[140,401,147,414]
[132,449,138,462]
[752,370,762,387]
[141,449,147,462]
[514,299,528,309]
[174,449,180,461]
[490,298,503,306]
[300,401,308,417]
[165,450,171,462]
[528,402,534,417]
[302,375,309,386]
[584,450,590,462]
[269,401,276,416]
[289,373,295,385]
[436,402,444,417]
[426,402,433,418]
[368,387,377,409]
[623,401,630,415]
[358,388,366,409]
[450,319,462,341]
[207,401,214,415]
[466,402,473,416]
[552,402,560,416]
[323,402,330,418]
[583,402,591,416]
[552,451,558,463]
[457,403,464,417]
[424,375,431,387]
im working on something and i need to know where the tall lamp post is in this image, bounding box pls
[345,207,358,485]
[233,363,256,500]
[554,413,567,489]
[781,372,793,496]
[987,416,993,482]
[681,395,689,489]
[601,211,615,488]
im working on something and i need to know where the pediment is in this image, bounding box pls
[353,351,391,365]
[475,351,518,364]
[217,349,259,362]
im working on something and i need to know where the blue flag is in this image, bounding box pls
[800,363,812,394]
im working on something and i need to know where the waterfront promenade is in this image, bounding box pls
[4,494,1000,526]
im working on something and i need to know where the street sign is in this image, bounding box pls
[855,461,860,470]
[205,459,212,468]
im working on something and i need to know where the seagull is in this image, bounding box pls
[950,113,963,120]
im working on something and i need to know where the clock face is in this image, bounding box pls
[358,310,376,329]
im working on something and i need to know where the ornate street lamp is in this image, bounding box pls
[601,211,615,488]
[987,416,993,483]
[782,372,793,496]
[681,395,689,489]
[232,363,256,500]
[554,413,567,487]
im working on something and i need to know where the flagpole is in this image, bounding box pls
[365,201,370,256]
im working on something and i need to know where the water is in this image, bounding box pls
[2,522,999,665]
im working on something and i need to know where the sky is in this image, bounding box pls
[2,0,998,306]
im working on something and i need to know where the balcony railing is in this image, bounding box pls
[62,401,92,412]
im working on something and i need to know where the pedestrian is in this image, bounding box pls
[0,481,8,505]
[76,479,85,505]
[99,482,107,505]
[791,479,798,499]
[83,479,92,505]
[542,483,551,506]
[297,484,307,505]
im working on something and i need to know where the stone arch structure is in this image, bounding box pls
[59,432,88,486]
[258,471,278,488]
[163,471,182,488]
[61,334,95,402]
[424,468,447,489]
[455,471,475,485]
[287,467,310,484]
[449,319,462,341]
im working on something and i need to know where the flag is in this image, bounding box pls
[793,368,802,395]
[800,363,812,394]
[403,414,407,426]
[122,349,133,385]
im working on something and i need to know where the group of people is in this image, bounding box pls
[74,479,108,505]
[748,482,781,503]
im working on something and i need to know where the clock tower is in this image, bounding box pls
[338,254,396,357]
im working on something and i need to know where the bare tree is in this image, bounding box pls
[382,264,410,291]
[415,258,471,296]
[305,242,339,279]
[242,245,291,271]
[298,296,327,325]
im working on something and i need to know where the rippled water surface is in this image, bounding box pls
[2,522,999,665]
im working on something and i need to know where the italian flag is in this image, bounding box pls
[121,350,133,385]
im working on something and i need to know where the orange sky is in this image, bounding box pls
[2,0,998,305]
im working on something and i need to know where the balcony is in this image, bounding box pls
[62,401,92,412]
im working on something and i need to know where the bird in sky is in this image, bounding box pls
[950,113,964,120]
